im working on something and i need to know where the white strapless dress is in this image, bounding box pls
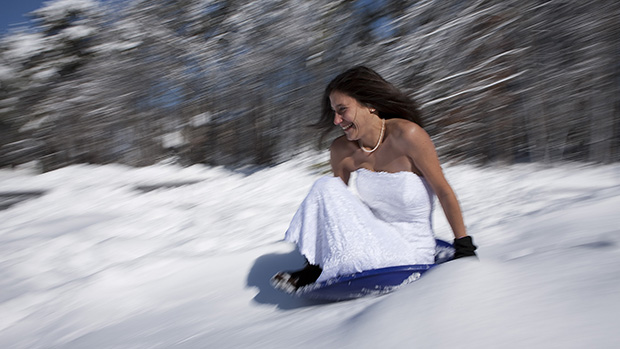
[284,168,436,282]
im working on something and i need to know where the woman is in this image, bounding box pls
[273,66,477,292]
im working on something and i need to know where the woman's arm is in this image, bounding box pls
[330,136,354,185]
[400,125,468,239]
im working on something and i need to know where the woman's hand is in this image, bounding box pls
[453,236,478,259]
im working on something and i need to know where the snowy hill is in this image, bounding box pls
[0,156,619,348]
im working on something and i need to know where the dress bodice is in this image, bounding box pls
[353,168,435,224]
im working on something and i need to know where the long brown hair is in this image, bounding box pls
[314,66,423,142]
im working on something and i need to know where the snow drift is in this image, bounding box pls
[0,155,619,348]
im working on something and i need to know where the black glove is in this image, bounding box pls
[453,236,477,259]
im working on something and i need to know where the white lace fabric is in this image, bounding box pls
[284,168,436,282]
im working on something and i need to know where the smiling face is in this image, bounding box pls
[330,90,373,141]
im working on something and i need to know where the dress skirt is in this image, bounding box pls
[285,169,436,282]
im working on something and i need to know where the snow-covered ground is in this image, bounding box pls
[0,154,619,348]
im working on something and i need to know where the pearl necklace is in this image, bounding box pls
[359,118,385,153]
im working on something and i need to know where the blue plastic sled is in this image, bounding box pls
[295,239,455,301]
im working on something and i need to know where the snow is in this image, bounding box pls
[0,65,14,81]
[33,0,100,22]
[0,154,619,348]
[428,48,528,87]
[189,112,212,127]
[421,71,526,108]
[2,32,46,61]
[61,25,96,40]
[161,131,186,149]
[19,115,55,132]
[31,68,59,82]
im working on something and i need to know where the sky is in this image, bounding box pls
[0,0,46,34]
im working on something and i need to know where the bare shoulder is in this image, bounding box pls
[388,119,432,151]
[330,135,356,180]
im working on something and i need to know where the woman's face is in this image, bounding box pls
[329,90,372,141]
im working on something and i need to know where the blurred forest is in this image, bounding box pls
[0,0,618,171]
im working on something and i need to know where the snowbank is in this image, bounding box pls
[0,157,618,348]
